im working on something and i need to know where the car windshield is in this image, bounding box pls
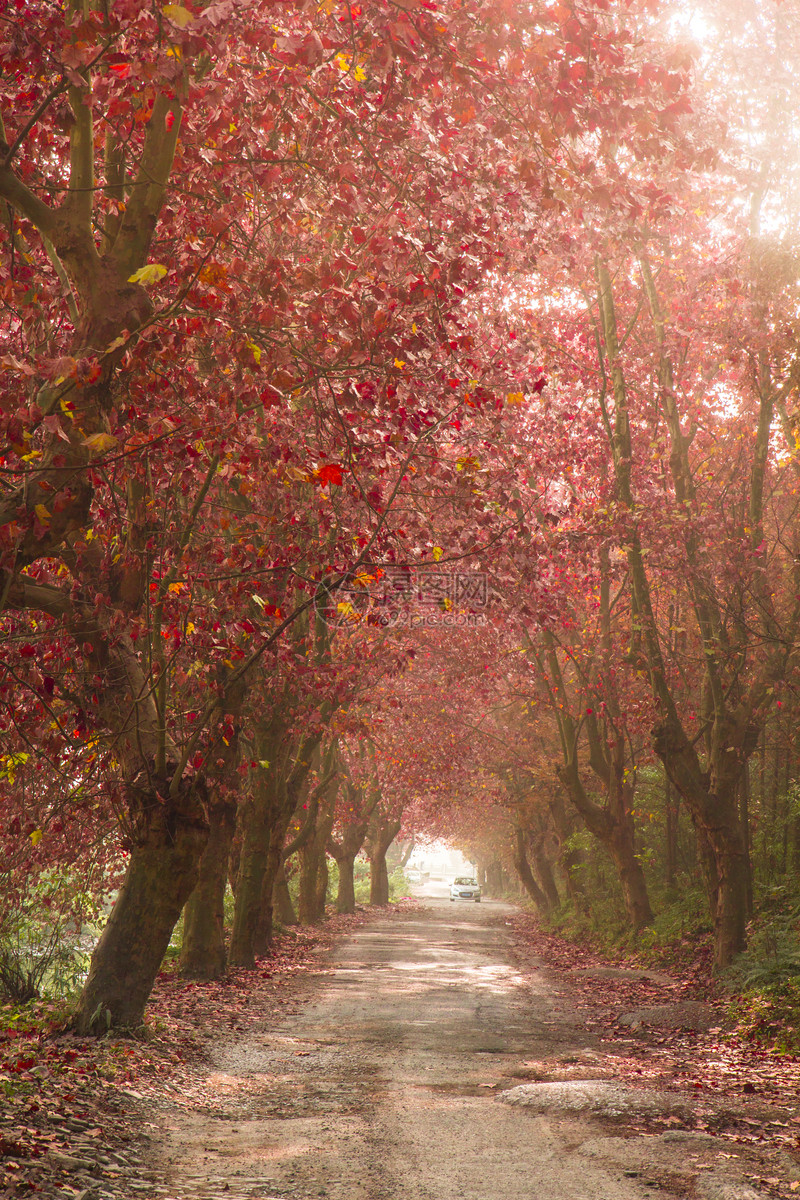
[454,877,477,885]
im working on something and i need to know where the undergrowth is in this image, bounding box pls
[725,885,800,1054]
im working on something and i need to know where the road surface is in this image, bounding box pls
[154,885,783,1200]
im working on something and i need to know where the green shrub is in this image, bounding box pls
[0,870,98,1003]
[731,979,800,1054]
[725,889,800,1053]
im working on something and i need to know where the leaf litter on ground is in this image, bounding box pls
[504,909,800,1193]
[0,905,403,1199]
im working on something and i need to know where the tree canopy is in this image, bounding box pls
[2,0,800,1030]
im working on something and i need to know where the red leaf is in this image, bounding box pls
[316,463,344,487]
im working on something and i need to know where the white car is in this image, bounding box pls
[450,876,481,902]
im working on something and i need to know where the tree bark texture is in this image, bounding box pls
[366,814,401,907]
[333,853,357,914]
[180,796,236,980]
[272,859,299,927]
[73,789,207,1033]
[512,828,552,916]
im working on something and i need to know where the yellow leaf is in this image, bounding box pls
[354,65,366,82]
[168,582,184,594]
[34,504,51,524]
[432,546,443,562]
[335,51,351,71]
[186,622,195,634]
[128,263,168,286]
[83,431,118,455]
[163,3,194,26]
[507,391,525,406]
[246,339,262,365]
[30,829,43,847]
[394,358,406,369]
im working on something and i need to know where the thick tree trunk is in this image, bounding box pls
[704,816,750,968]
[73,796,207,1033]
[314,852,329,918]
[608,835,653,932]
[180,798,235,980]
[253,821,287,956]
[369,853,390,906]
[230,728,326,962]
[229,801,271,968]
[298,797,336,925]
[273,859,298,927]
[694,820,720,917]
[298,842,321,924]
[366,814,401,906]
[334,853,357,913]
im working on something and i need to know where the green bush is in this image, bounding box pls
[731,979,800,1054]
[388,867,412,901]
[724,887,800,1053]
[0,870,99,1003]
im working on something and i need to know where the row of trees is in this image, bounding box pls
[2,0,799,1031]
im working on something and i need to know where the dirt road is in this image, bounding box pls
[153,890,796,1200]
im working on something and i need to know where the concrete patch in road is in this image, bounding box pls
[498,1079,692,1118]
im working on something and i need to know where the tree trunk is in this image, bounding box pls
[314,851,329,918]
[608,834,653,932]
[253,818,288,956]
[298,792,336,925]
[665,777,678,887]
[229,798,271,968]
[530,836,561,910]
[73,794,208,1033]
[298,842,321,924]
[179,797,236,980]
[512,829,551,916]
[366,814,401,906]
[704,815,750,968]
[272,859,298,927]
[739,767,754,918]
[334,853,357,913]
[549,792,590,912]
[230,725,323,965]
[484,860,504,897]
[370,853,390,906]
